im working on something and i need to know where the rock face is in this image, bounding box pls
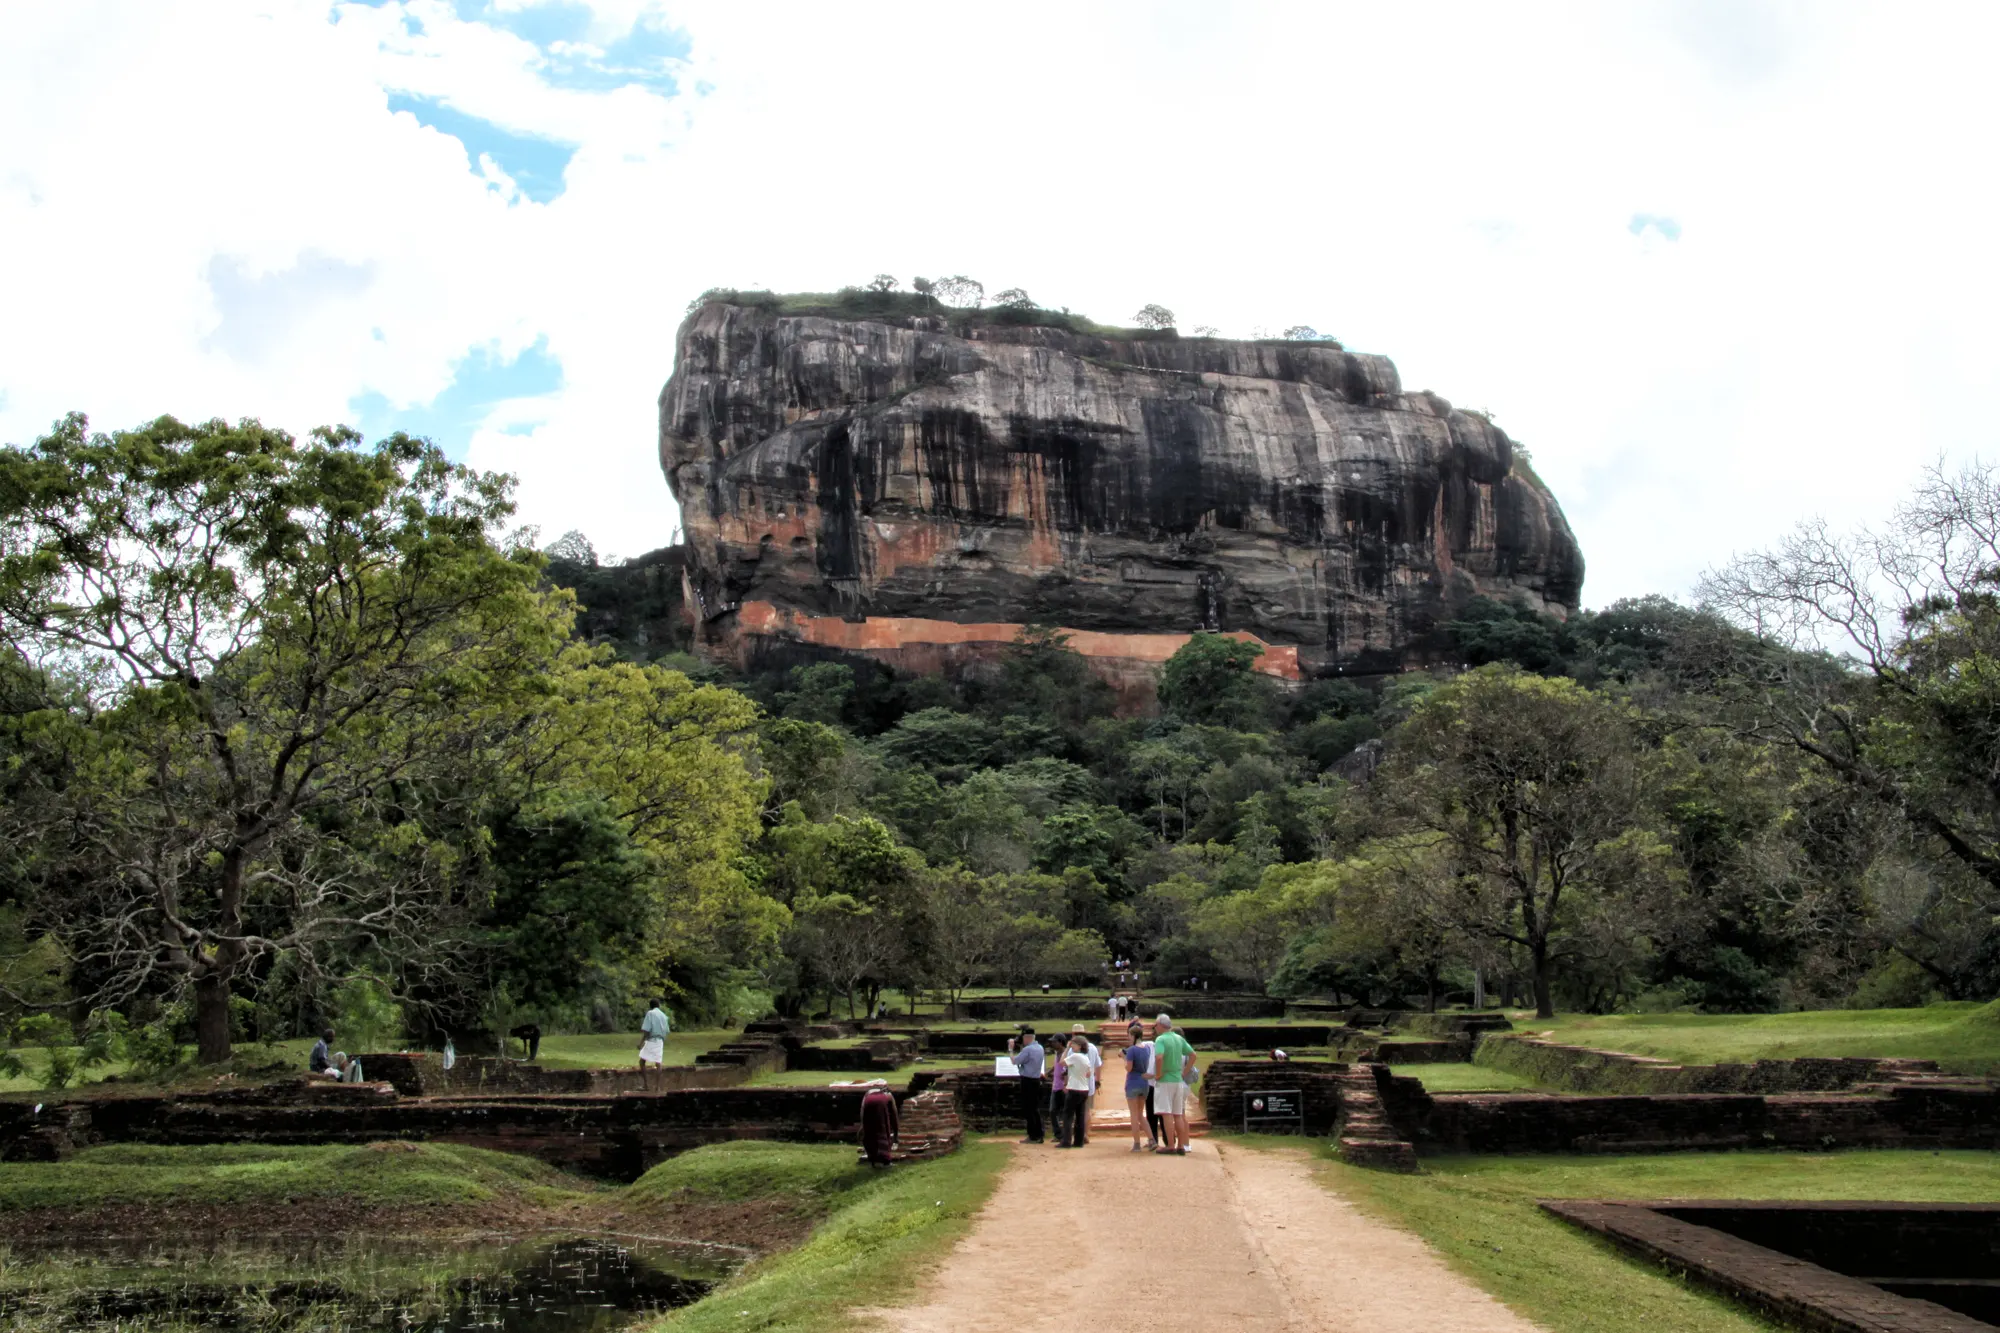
[658,300,1583,680]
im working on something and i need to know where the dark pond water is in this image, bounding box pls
[0,1232,737,1330]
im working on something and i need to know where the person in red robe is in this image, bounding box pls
[860,1084,899,1168]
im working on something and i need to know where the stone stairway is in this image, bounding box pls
[1331,1065,1418,1171]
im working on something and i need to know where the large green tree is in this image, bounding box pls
[1385,667,1676,1016]
[0,414,565,1061]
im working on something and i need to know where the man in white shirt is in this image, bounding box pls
[1068,1022,1102,1121]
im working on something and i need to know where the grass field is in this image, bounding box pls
[535,1031,721,1069]
[1388,1063,1540,1093]
[745,1058,991,1088]
[0,1141,592,1212]
[1522,1000,2000,1075]
[1299,1146,2000,1333]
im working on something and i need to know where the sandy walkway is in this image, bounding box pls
[867,1127,1542,1333]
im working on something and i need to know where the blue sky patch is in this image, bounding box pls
[457,0,592,47]
[1628,213,1683,242]
[543,18,689,92]
[389,92,575,203]
[347,339,563,458]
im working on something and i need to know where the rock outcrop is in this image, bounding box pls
[658,298,1583,681]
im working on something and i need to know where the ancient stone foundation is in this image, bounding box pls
[1545,1200,2000,1331]
[0,1080,963,1180]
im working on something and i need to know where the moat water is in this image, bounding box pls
[0,1232,736,1330]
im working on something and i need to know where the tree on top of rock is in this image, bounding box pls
[1134,303,1176,330]
[992,288,1035,309]
[932,275,984,308]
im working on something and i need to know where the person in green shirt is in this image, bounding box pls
[1149,1014,1195,1154]
[638,998,671,1069]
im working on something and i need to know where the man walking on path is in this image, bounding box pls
[1007,1028,1045,1143]
[638,998,671,1069]
[1150,1014,1195,1154]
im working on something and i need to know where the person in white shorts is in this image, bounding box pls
[1149,1013,1195,1154]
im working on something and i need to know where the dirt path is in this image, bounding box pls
[866,1133,1543,1333]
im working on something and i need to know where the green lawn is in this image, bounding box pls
[1304,1146,2000,1333]
[654,1138,1008,1333]
[1389,1063,1540,1093]
[0,1141,591,1212]
[1520,1001,2000,1075]
[536,1030,723,1069]
[746,1058,991,1088]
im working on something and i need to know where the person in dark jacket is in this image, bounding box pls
[309,1027,338,1077]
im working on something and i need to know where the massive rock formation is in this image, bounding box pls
[658,298,1583,682]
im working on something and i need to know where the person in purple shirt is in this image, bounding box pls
[1047,1034,1071,1146]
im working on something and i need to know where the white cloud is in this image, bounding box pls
[5,0,1999,603]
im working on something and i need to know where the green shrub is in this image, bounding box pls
[1848,954,1938,1010]
[332,976,405,1051]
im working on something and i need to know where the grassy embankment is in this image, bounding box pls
[1388,1063,1539,1092]
[1518,999,2000,1076]
[648,1139,1006,1333]
[0,1141,592,1213]
[0,1137,1011,1331]
[1287,1143,2000,1333]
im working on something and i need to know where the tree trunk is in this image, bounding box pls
[1472,967,1486,1010]
[195,971,233,1064]
[1529,939,1555,1019]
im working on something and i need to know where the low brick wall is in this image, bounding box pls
[1175,1024,1337,1051]
[1473,1035,1938,1094]
[1372,1038,1473,1064]
[6,1081,958,1179]
[960,999,1106,1022]
[1402,1081,2000,1155]
[913,1070,1046,1129]
[1199,1061,1344,1135]
[786,1038,918,1072]
[1545,1200,2000,1332]
[918,1031,1021,1054]
[360,1054,758,1098]
[1387,1013,1514,1039]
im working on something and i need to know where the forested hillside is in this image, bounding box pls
[3,416,1995,1073]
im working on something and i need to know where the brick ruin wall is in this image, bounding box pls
[0,1081,963,1179]
[1471,1034,1946,1095]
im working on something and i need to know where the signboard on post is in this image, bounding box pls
[1243,1089,1305,1133]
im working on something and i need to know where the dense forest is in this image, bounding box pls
[3,414,1998,1070]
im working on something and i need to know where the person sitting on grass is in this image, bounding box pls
[309,1029,366,1083]
[638,997,671,1070]
[309,1027,339,1078]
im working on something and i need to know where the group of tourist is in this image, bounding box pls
[1007,1014,1197,1153]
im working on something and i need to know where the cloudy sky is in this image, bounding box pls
[5,1,1996,605]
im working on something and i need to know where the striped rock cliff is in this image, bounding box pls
[657,298,1583,682]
